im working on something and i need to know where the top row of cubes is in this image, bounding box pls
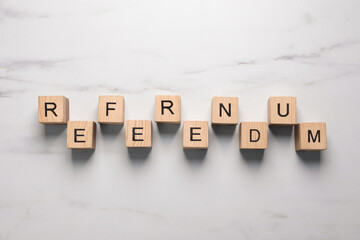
[38,95,298,126]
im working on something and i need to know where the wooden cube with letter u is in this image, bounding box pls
[183,121,208,149]
[239,122,268,149]
[67,121,96,149]
[268,96,296,126]
[126,120,152,148]
[295,122,326,151]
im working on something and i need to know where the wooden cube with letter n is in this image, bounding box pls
[295,122,327,151]
[268,96,297,126]
[67,121,96,149]
[211,96,238,125]
[98,95,124,124]
[155,95,181,124]
[239,122,268,149]
[183,121,208,149]
[38,96,69,124]
[126,120,152,148]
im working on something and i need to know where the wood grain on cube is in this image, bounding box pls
[98,95,124,124]
[295,122,326,151]
[239,122,268,149]
[155,95,181,124]
[67,121,96,149]
[211,96,238,125]
[38,96,69,124]
[126,120,152,148]
[183,121,208,149]
[268,96,296,126]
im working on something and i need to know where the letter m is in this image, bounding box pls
[308,130,320,142]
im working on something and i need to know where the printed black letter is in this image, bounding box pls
[161,100,174,115]
[250,129,260,142]
[277,103,289,117]
[132,127,144,141]
[308,130,320,142]
[219,103,231,117]
[74,129,86,143]
[106,102,116,116]
[190,127,201,141]
[45,102,57,117]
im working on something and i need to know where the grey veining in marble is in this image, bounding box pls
[1,0,360,239]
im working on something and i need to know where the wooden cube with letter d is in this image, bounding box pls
[239,122,268,149]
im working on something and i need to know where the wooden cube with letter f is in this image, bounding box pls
[98,95,124,124]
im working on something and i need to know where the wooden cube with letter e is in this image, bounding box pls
[67,121,96,149]
[126,120,152,148]
[38,96,69,124]
[183,121,208,149]
[295,122,327,151]
[239,122,268,149]
[155,95,181,124]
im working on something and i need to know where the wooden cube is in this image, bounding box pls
[38,96,69,124]
[295,122,327,151]
[67,121,96,149]
[268,96,296,126]
[239,122,268,149]
[183,121,208,149]
[155,95,181,124]
[98,95,124,124]
[211,96,238,125]
[126,120,152,148]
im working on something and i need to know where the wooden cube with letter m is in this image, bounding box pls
[295,122,326,151]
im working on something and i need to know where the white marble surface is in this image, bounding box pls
[1,0,360,239]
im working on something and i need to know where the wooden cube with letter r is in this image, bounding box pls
[239,122,268,149]
[126,120,152,148]
[155,95,181,124]
[295,122,326,151]
[67,121,96,149]
[38,96,69,124]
